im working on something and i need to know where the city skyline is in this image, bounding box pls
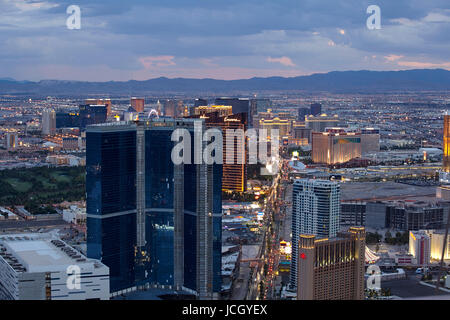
[0,0,449,305]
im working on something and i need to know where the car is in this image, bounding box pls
[416,267,430,274]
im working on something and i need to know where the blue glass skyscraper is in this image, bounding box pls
[86,118,222,299]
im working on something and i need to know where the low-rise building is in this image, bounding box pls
[0,233,109,300]
[62,205,87,225]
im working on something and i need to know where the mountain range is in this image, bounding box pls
[1,69,449,95]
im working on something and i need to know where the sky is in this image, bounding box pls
[0,0,449,81]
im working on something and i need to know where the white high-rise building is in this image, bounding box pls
[290,179,340,288]
[0,233,109,300]
[42,108,56,135]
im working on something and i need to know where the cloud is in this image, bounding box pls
[396,60,450,70]
[7,0,59,11]
[0,0,449,80]
[266,56,296,67]
[139,56,176,69]
[384,54,404,62]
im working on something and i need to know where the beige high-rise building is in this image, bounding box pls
[312,129,361,165]
[360,128,380,155]
[438,112,450,200]
[297,226,365,300]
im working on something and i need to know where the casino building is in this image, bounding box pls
[297,227,365,300]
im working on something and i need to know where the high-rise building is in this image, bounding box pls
[428,229,450,261]
[6,132,18,150]
[131,98,145,113]
[193,105,233,118]
[296,227,365,300]
[163,99,184,118]
[438,112,450,200]
[292,125,312,145]
[409,229,450,265]
[194,98,208,108]
[360,128,380,155]
[312,129,361,165]
[42,108,56,135]
[340,202,366,227]
[250,98,272,127]
[305,114,340,132]
[250,98,272,114]
[85,99,112,116]
[291,179,341,288]
[310,103,322,116]
[79,104,107,129]
[188,112,247,192]
[56,111,80,128]
[86,118,222,299]
[386,201,444,231]
[215,98,249,115]
[258,117,292,139]
[409,231,431,266]
[297,108,310,121]
[0,233,110,300]
[215,97,250,124]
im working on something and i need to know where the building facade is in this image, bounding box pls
[360,128,380,155]
[310,103,322,116]
[131,98,145,113]
[42,108,56,135]
[438,112,450,200]
[305,114,339,132]
[312,129,361,165]
[85,98,112,116]
[297,227,365,300]
[188,111,247,193]
[6,132,18,150]
[86,118,222,299]
[79,104,107,129]
[409,231,431,266]
[163,99,184,118]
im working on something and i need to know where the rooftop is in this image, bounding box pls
[0,233,104,273]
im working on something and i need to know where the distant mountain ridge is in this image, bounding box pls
[1,69,449,95]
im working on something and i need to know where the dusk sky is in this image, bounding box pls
[1,0,449,81]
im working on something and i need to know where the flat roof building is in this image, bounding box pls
[0,233,109,300]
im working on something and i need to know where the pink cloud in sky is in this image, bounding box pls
[266,56,296,67]
[396,60,450,69]
[139,56,176,69]
[384,54,450,70]
[384,54,404,62]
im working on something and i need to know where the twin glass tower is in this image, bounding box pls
[86,118,222,299]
